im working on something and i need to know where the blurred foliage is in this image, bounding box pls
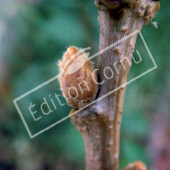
[0,0,169,170]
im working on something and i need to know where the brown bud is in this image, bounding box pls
[124,161,147,170]
[114,46,121,54]
[121,26,128,32]
[58,46,98,109]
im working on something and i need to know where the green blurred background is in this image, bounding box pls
[0,0,169,170]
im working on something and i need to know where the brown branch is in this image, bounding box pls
[70,0,160,170]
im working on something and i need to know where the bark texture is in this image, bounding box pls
[70,0,160,170]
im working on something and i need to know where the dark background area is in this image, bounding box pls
[0,0,169,170]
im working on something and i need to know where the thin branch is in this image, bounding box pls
[69,0,160,170]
